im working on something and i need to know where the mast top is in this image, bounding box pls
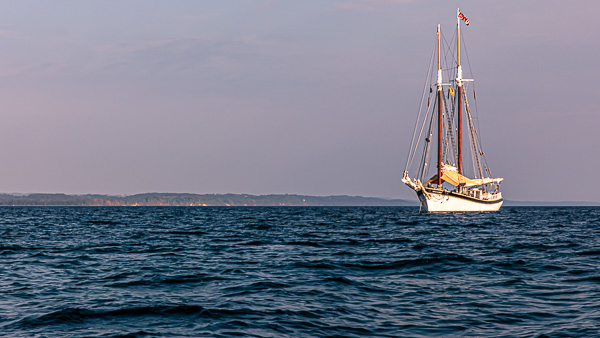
[456,8,469,86]
[436,24,442,87]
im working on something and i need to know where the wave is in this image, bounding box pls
[236,240,267,246]
[105,273,228,288]
[222,281,291,295]
[575,249,600,256]
[283,241,323,247]
[10,304,352,328]
[86,220,124,226]
[167,230,208,236]
[340,254,475,271]
[11,305,226,328]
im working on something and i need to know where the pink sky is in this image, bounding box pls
[0,0,598,202]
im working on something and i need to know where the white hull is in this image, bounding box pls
[418,190,502,213]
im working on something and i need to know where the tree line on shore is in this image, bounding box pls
[0,193,415,206]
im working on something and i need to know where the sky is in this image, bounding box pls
[0,0,598,202]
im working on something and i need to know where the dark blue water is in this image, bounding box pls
[1,207,599,337]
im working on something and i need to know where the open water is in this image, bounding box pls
[0,206,599,337]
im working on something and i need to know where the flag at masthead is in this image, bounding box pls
[458,9,470,26]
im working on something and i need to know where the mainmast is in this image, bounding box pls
[436,24,442,187]
[456,8,463,175]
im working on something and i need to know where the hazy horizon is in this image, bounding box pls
[1,1,598,202]
[1,192,599,206]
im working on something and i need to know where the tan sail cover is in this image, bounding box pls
[425,164,503,187]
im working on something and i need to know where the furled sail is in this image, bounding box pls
[425,164,502,187]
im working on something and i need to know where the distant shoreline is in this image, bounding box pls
[0,193,416,207]
[0,193,597,207]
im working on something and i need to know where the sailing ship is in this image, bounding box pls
[402,9,503,212]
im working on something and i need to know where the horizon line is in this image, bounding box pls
[0,192,598,205]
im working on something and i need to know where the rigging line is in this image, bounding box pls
[418,101,436,183]
[441,30,457,72]
[445,29,460,143]
[461,86,476,179]
[441,91,456,164]
[442,30,463,167]
[409,63,437,174]
[406,35,437,171]
[413,90,434,177]
[406,36,437,172]
[440,30,457,86]
[462,33,488,165]
[442,114,450,163]
[444,29,458,81]
[417,97,432,178]
[461,30,491,179]
[465,95,484,179]
[467,103,477,179]
[464,81,489,176]
[440,31,459,166]
[421,99,437,182]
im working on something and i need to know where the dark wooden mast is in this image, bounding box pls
[437,87,442,187]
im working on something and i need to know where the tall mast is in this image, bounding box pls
[436,24,442,187]
[456,8,463,175]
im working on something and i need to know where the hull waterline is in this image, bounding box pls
[418,190,503,213]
